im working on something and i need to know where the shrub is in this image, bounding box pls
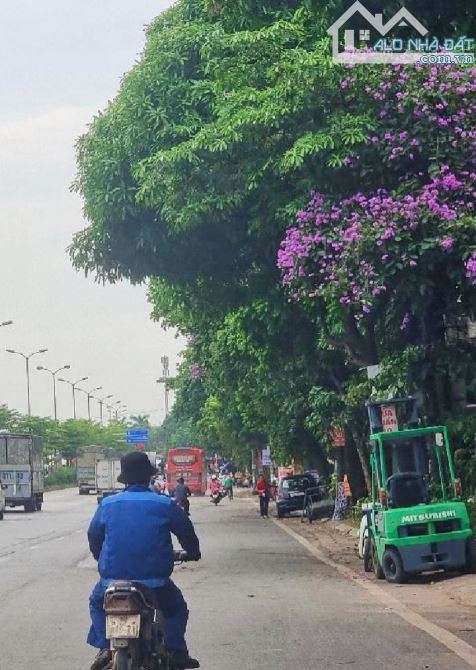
[44,466,76,490]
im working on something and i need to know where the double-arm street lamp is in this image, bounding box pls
[0,321,13,328]
[36,364,71,420]
[98,394,113,424]
[6,348,48,415]
[109,400,122,422]
[78,385,103,421]
[58,376,89,419]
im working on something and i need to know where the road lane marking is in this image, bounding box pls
[55,536,65,541]
[29,545,40,550]
[273,518,476,669]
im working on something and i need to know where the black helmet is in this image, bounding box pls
[117,451,157,485]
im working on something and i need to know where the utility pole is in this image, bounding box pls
[156,356,171,420]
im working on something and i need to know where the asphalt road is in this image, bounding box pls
[0,488,473,670]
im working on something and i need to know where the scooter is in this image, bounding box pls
[104,551,197,670]
[210,490,225,505]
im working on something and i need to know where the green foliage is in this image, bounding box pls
[129,415,151,428]
[44,466,76,490]
[69,0,476,490]
[369,347,426,400]
[0,404,129,462]
[448,414,476,495]
[156,413,205,449]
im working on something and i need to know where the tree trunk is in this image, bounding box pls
[344,436,366,500]
[350,428,371,494]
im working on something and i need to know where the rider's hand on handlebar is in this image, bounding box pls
[173,549,201,563]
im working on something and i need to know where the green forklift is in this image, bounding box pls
[363,397,475,583]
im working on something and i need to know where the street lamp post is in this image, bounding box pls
[36,364,71,420]
[110,400,122,422]
[58,376,89,419]
[6,348,48,415]
[78,385,103,421]
[98,394,113,424]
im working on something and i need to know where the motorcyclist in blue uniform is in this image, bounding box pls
[87,451,201,670]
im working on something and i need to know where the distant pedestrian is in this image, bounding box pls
[256,474,270,518]
[224,474,234,500]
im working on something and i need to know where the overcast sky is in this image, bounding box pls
[0,0,183,425]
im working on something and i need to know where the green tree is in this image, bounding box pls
[69,0,476,494]
[129,414,151,428]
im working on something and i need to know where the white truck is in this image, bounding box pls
[96,459,124,504]
[77,445,108,495]
[0,433,44,512]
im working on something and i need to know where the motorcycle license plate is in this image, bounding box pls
[106,614,141,639]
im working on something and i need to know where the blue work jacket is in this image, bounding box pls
[87,485,200,586]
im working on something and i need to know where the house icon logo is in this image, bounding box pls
[327,1,428,64]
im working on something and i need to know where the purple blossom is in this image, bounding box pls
[465,252,476,285]
[277,65,476,311]
[190,363,204,380]
[400,313,412,330]
[441,238,454,249]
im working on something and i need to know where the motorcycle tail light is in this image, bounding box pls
[105,594,141,616]
[379,489,387,505]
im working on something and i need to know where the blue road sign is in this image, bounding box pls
[127,428,149,444]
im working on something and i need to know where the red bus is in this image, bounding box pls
[166,447,206,495]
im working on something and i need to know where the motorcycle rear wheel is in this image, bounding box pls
[114,649,131,670]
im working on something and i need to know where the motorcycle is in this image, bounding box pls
[210,490,225,506]
[104,551,195,670]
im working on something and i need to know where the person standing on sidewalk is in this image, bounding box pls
[256,474,270,518]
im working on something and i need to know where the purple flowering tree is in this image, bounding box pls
[190,362,205,380]
[278,64,476,379]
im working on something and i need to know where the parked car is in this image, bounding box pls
[276,474,321,518]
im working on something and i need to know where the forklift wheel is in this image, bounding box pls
[382,548,407,583]
[363,532,372,572]
[371,537,385,579]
